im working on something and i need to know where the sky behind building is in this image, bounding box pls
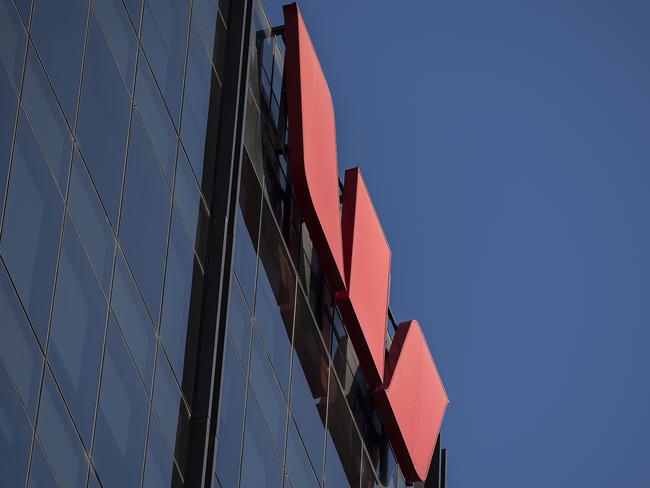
[265,1,650,486]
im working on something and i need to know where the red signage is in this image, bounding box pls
[283,3,448,483]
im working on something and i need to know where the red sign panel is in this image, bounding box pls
[283,3,448,483]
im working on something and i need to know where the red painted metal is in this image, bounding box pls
[374,321,449,483]
[337,168,391,387]
[282,2,345,291]
[282,3,448,483]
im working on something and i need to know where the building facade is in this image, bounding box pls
[0,0,446,487]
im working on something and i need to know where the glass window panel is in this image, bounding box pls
[214,340,246,488]
[28,437,59,488]
[0,65,16,210]
[325,367,362,488]
[143,413,183,488]
[87,470,100,488]
[122,0,141,29]
[0,261,43,418]
[111,249,156,391]
[120,115,171,323]
[191,0,217,54]
[141,0,188,125]
[249,326,287,452]
[30,0,87,121]
[0,357,32,488]
[153,349,190,476]
[93,320,148,488]
[226,278,252,368]
[134,55,177,184]
[289,290,329,480]
[360,449,379,488]
[285,417,319,488]
[48,219,107,445]
[77,16,130,227]
[233,154,262,307]
[68,151,115,294]
[160,209,202,383]
[239,389,282,488]
[21,47,71,192]
[181,21,219,182]
[1,115,63,344]
[174,146,204,249]
[254,202,296,395]
[92,0,137,90]
[0,0,26,88]
[37,371,87,488]
[14,0,31,25]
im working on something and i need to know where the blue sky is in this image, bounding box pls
[266,1,650,486]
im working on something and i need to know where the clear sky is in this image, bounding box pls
[265,1,650,486]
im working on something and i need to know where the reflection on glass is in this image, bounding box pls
[92,0,137,90]
[0,261,43,419]
[68,151,115,293]
[0,357,31,487]
[254,202,296,394]
[249,326,287,452]
[76,16,130,227]
[226,278,252,368]
[134,56,177,183]
[120,115,171,323]
[93,319,148,487]
[1,115,63,344]
[0,1,26,88]
[214,340,246,488]
[239,389,282,488]
[161,209,202,383]
[22,47,72,192]
[141,0,188,125]
[111,249,156,391]
[0,64,16,208]
[181,21,218,181]
[28,438,59,488]
[285,417,319,488]
[174,147,203,249]
[37,370,87,488]
[48,219,107,445]
[30,0,87,121]
[153,348,190,476]
[143,413,183,487]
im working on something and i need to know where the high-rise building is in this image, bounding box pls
[0,0,447,487]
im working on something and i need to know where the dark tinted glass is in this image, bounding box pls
[233,155,262,307]
[37,371,87,488]
[120,115,171,323]
[290,290,329,480]
[92,0,137,90]
[226,279,252,368]
[1,115,63,344]
[111,249,156,391]
[28,438,58,488]
[30,0,87,121]
[48,220,107,445]
[160,210,202,382]
[239,389,282,488]
[285,417,320,488]
[68,151,115,293]
[93,319,148,487]
[254,204,296,395]
[191,0,218,54]
[360,449,379,488]
[153,349,190,475]
[21,48,71,192]
[324,431,350,488]
[0,0,26,88]
[134,55,177,184]
[214,340,246,488]
[249,326,287,452]
[143,413,183,488]
[0,261,42,418]
[174,146,204,248]
[0,64,16,209]
[0,357,32,487]
[181,21,218,181]
[76,16,130,227]
[141,0,188,125]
